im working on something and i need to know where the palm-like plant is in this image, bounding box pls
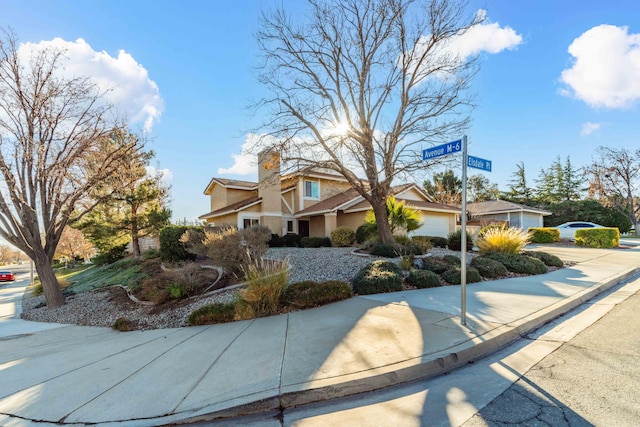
[365,196,422,235]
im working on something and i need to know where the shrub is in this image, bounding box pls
[397,242,426,256]
[409,236,435,250]
[477,227,529,254]
[528,227,560,244]
[370,243,400,257]
[400,255,414,270]
[188,302,237,325]
[442,266,482,285]
[300,236,332,248]
[331,226,356,247]
[280,233,302,247]
[420,235,448,248]
[184,225,271,275]
[442,254,461,265]
[92,244,128,266]
[280,280,352,309]
[482,252,547,275]
[478,223,508,238]
[352,260,403,295]
[522,251,563,268]
[405,270,441,288]
[420,256,452,274]
[142,248,161,260]
[470,256,508,278]
[447,230,474,251]
[235,257,288,320]
[113,317,134,332]
[160,226,199,262]
[268,234,284,248]
[356,223,377,244]
[575,228,620,249]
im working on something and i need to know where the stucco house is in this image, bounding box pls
[199,150,459,238]
[466,200,552,231]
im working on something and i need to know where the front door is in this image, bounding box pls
[298,220,310,237]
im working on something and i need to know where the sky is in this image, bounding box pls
[1,0,639,223]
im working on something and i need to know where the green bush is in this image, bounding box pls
[405,270,441,288]
[528,227,560,243]
[188,302,237,325]
[447,230,474,251]
[281,233,303,247]
[141,248,161,260]
[470,256,508,278]
[300,236,332,248]
[356,223,377,244]
[112,317,134,332]
[482,252,547,275]
[442,266,482,285]
[522,251,563,267]
[442,254,461,265]
[370,243,400,257]
[352,260,403,295]
[159,226,199,262]
[92,244,128,266]
[575,228,620,248]
[428,236,449,248]
[331,226,356,247]
[268,234,284,247]
[420,256,452,274]
[280,280,352,309]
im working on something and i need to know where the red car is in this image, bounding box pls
[0,271,15,281]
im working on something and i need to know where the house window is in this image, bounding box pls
[304,180,319,199]
[287,220,294,233]
[243,218,260,229]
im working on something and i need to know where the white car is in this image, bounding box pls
[555,221,605,240]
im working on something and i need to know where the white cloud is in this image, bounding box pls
[449,11,523,59]
[18,38,163,131]
[146,166,173,184]
[406,10,522,81]
[560,25,640,109]
[580,122,602,136]
[217,135,262,175]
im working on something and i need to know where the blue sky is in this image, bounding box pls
[2,0,639,223]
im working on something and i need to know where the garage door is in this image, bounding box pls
[410,215,451,238]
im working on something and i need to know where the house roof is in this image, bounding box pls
[203,178,258,195]
[295,188,363,217]
[295,184,456,217]
[467,200,552,216]
[198,196,262,220]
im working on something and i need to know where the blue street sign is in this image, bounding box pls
[468,155,492,172]
[422,139,462,160]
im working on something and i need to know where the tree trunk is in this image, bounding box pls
[131,236,141,258]
[34,251,65,308]
[371,193,394,244]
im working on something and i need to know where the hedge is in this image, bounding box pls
[528,227,560,243]
[575,228,620,249]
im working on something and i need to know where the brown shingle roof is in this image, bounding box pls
[295,188,362,216]
[467,200,552,216]
[199,196,262,220]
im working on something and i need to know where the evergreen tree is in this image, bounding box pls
[467,174,500,202]
[502,162,534,204]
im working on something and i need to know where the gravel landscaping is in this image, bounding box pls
[21,247,398,330]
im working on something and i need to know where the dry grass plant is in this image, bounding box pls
[477,227,529,254]
[235,254,288,320]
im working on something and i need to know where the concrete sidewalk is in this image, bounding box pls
[0,246,638,427]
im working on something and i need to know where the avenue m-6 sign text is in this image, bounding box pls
[422,139,462,160]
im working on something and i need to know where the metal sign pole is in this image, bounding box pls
[461,135,468,326]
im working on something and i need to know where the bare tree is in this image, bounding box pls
[0,30,144,307]
[255,0,480,244]
[0,243,10,264]
[586,146,640,235]
[55,227,95,265]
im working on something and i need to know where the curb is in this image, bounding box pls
[171,266,640,425]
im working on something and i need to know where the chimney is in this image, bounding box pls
[257,148,282,233]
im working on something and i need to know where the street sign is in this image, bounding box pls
[422,139,462,160]
[468,155,492,172]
